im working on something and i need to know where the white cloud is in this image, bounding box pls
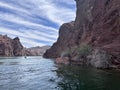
[36,0,76,25]
[10,0,76,25]
[0,12,57,32]
[20,37,47,47]
[0,0,76,47]
[0,27,57,47]
[0,1,30,14]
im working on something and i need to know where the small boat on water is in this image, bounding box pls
[25,56,27,58]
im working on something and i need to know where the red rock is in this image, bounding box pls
[43,21,76,58]
[12,37,24,56]
[55,57,69,65]
[0,35,24,56]
[44,0,120,68]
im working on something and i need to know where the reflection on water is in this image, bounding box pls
[0,56,120,90]
[56,65,120,90]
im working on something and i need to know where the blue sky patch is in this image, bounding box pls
[0,0,76,47]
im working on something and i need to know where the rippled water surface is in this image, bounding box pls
[0,56,120,90]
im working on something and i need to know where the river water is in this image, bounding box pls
[0,56,120,90]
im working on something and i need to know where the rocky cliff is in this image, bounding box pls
[0,35,51,57]
[0,35,24,56]
[44,21,76,58]
[44,0,120,68]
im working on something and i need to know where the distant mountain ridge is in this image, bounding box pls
[25,46,50,56]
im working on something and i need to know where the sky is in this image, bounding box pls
[0,0,76,48]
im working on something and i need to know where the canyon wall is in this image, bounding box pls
[43,21,76,58]
[0,35,24,56]
[44,0,120,68]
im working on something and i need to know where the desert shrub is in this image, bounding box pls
[61,44,92,59]
[77,44,92,58]
[61,48,75,57]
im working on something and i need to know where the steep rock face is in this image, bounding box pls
[0,35,24,56]
[12,37,24,56]
[75,0,120,64]
[44,21,76,58]
[0,35,13,56]
[44,0,120,68]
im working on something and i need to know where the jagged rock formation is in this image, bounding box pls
[0,35,24,56]
[25,46,50,56]
[43,21,76,58]
[12,37,24,56]
[44,0,120,68]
